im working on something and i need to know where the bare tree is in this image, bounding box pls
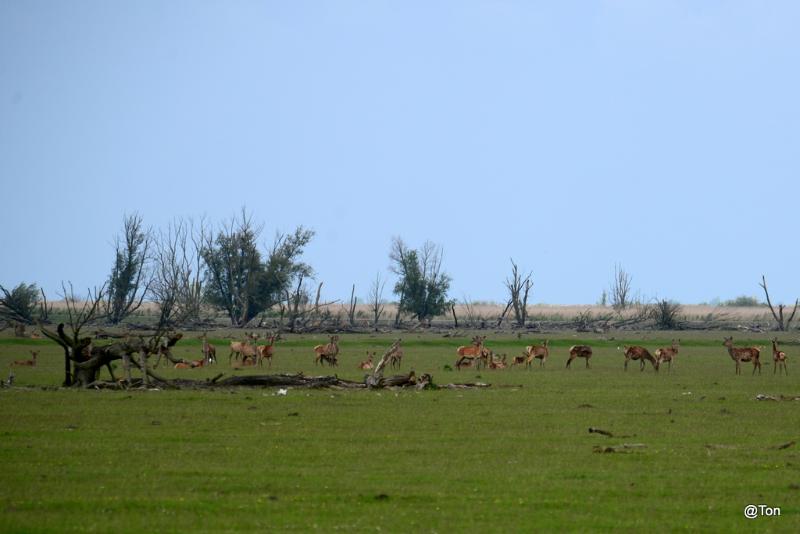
[610,263,633,311]
[104,213,153,324]
[152,218,207,326]
[346,284,357,326]
[39,282,106,386]
[368,273,386,330]
[759,275,798,331]
[504,259,533,327]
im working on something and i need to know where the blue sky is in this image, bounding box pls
[1,1,798,305]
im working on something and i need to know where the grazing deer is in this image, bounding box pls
[723,336,761,375]
[358,351,375,370]
[256,333,280,368]
[566,345,592,369]
[201,333,216,365]
[525,340,549,369]
[314,335,340,366]
[623,346,658,372]
[388,339,404,369]
[654,339,680,372]
[455,335,485,370]
[771,338,788,376]
[11,350,38,367]
[510,353,528,367]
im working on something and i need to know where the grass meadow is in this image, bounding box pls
[1,331,799,532]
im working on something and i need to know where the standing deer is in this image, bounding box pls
[566,345,592,369]
[388,339,404,369]
[771,338,788,376]
[654,339,680,372]
[723,336,761,375]
[623,345,658,372]
[525,340,549,368]
[201,333,216,365]
[257,333,281,368]
[11,350,38,367]
[455,335,485,370]
[314,335,340,366]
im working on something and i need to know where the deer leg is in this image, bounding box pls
[585,358,590,369]
[624,358,628,371]
[106,362,116,381]
[566,357,572,369]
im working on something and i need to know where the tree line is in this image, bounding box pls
[1,210,798,332]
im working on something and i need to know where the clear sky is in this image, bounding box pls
[1,1,798,305]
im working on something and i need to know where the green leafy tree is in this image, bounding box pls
[202,210,314,327]
[390,237,452,322]
[0,282,41,325]
[104,214,152,324]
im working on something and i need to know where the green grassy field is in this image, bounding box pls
[1,331,799,532]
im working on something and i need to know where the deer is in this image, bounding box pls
[388,339,404,369]
[771,338,788,376]
[256,333,281,368]
[525,340,549,369]
[200,333,216,365]
[510,352,528,367]
[566,345,592,369]
[488,353,507,369]
[654,339,680,372]
[358,351,375,370]
[623,345,658,372]
[314,335,340,366]
[455,335,485,370]
[723,336,761,375]
[174,358,206,369]
[11,350,38,367]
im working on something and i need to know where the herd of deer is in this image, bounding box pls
[7,332,791,376]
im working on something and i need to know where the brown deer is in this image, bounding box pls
[525,340,549,369]
[314,335,340,366]
[488,353,507,369]
[771,338,788,376]
[455,335,485,370]
[723,336,761,375]
[623,346,658,372]
[566,345,592,369]
[229,339,252,364]
[174,358,206,369]
[654,339,680,372]
[358,351,375,370]
[510,352,528,367]
[200,333,216,365]
[256,333,281,368]
[11,350,38,367]
[388,339,404,369]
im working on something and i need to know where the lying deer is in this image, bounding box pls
[174,358,206,369]
[566,345,592,369]
[623,346,658,372]
[358,351,375,370]
[723,336,761,375]
[510,353,528,367]
[11,350,38,367]
[771,338,788,376]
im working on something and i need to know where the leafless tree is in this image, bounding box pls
[152,217,208,326]
[368,273,386,330]
[504,259,533,327]
[104,213,153,324]
[39,282,106,386]
[610,263,633,311]
[346,284,357,326]
[759,275,798,331]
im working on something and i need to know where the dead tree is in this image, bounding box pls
[39,283,106,386]
[504,259,532,327]
[610,263,632,311]
[346,284,357,326]
[368,273,386,330]
[759,275,799,331]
